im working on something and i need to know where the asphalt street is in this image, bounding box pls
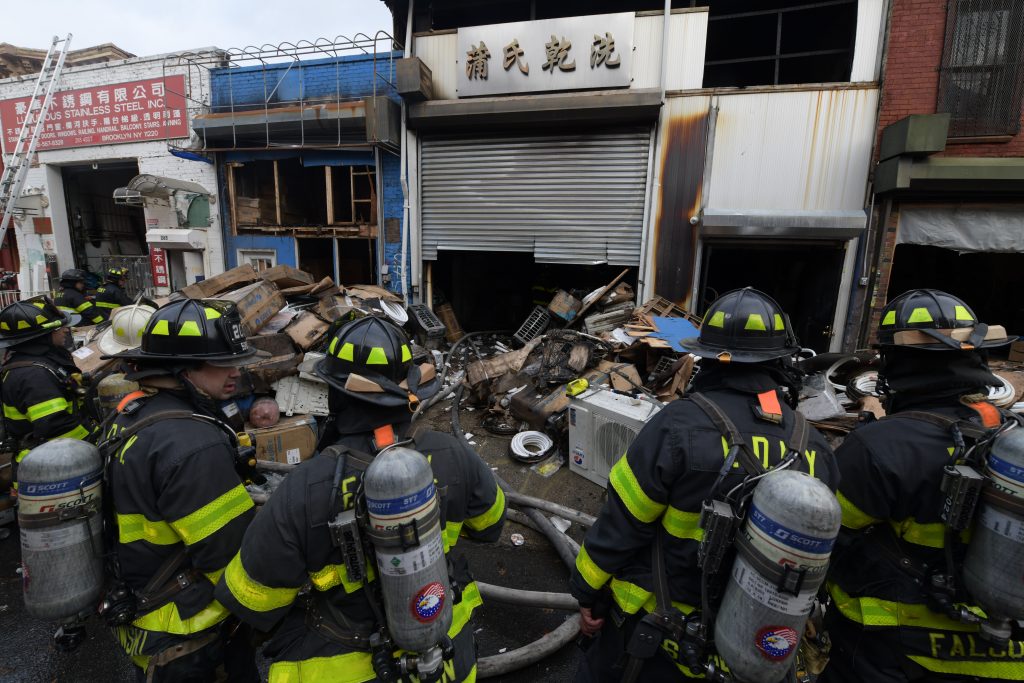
[0,398,607,682]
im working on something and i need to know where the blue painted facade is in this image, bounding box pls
[212,52,406,295]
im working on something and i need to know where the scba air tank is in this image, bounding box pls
[95,373,140,417]
[18,439,104,621]
[714,470,841,683]
[363,446,452,655]
[962,427,1024,643]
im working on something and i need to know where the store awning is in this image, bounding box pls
[898,204,1024,253]
[113,174,212,205]
[700,209,866,239]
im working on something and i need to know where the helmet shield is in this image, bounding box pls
[876,289,1014,351]
[0,295,77,349]
[680,287,800,363]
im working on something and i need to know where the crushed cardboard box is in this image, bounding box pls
[261,265,314,289]
[179,264,260,299]
[73,339,115,377]
[249,414,318,465]
[285,311,330,351]
[218,281,286,336]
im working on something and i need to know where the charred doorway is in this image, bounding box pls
[61,161,146,280]
[698,240,847,353]
[431,251,635,332]
[297,236,377,285]
[887,244,1024,339]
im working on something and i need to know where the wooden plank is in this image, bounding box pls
[568,268,631,329]
[227,165,238,235]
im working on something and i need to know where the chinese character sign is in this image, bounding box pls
[0,75,188,151]
[149,247,169,288]
[457,13,633,97]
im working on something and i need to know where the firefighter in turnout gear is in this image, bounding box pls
[103,298,265,683]
[55,268,103,326]
[0,295,95,489]
[823,289,1024,683]
[94,267,132,321]
[215,316,506,683]
[569,288,839,682]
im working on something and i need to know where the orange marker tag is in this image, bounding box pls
[967,401,1000,429]
[757,390,783,422]
[373,424,396,449]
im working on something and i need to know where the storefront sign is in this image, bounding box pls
[149,247,169,288]
[0,75,188,151]
[457,13,634,97]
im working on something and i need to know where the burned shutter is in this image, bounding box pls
[420,129,651,265]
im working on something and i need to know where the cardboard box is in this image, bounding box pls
[217,281,286,335]
[547,290,582,322]
[72,339,115,377]
[261,265,315,290]
[1010,341,1024,363]
[285,311,330,351]
[250,414,318,465]
[179,264,260,299]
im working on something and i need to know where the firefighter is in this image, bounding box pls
[0,295,95,488]
[55,268,104,326]
[94,267,132,320]
[569,287,839,681]
[104,298,263,682]
[215,315,506,683]
[823,289,1024,682]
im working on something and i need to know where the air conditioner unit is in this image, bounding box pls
[569,388,662,488]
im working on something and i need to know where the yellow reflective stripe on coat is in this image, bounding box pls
[608,457,665,524]
[827,581,977,632]
[908,655,1024,679]
[132,599,229,635]
[837,491,880,530]
[224,551,300,613]
[117,514,179,545]
[204,568,225,585]
[575,545,611,591]
[890,518,957,549]
[170,485,253,546]
[662,506,703,541]
[309,563,376,594]
[443,521,463,552]
[611,578,652,615]
[450,580,483,639]
[26,397,71,421]
[55,424,91,441]
[465,487,505,532]
[75,302,95,313]
[95,301,120,309]
[3,404,27,421]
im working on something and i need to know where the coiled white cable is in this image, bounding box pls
[509,431,554,463]
[988,375,1016,408]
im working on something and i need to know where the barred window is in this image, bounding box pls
[938,0,1024,137]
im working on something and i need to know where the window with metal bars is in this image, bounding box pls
[938,0,1024,137]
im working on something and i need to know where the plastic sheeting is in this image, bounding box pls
[898,205,1024,253]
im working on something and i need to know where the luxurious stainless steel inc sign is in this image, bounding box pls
[456,12,635,97]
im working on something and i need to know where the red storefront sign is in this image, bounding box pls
[0,75,188,151]
[149,247,169,288]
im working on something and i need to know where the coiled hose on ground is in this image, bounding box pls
[450,381,587,678]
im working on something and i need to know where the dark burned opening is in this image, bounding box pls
[432,251,636,332]
[296,236,377,285]
[887,244,1024,338]
[698,239,846,352]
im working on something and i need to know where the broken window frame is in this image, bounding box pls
[228,160,378,235]
[937,0,1024,138]
[702,0,857,88]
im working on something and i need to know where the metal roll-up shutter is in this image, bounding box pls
[420,128,651,265]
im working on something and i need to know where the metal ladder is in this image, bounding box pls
[0,34,72,251]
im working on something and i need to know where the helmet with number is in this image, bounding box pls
[107,298,266,366]
[316,315,438,407]
[106,267,129,284]
[876,289,1014,351]
[98,304,156,356]
[681,287,799,363]
[0,295,78,349]
[59,268,88,287]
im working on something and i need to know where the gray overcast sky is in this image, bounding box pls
[6,0,396,57]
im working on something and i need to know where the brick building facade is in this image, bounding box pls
[850,0,1024,348]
